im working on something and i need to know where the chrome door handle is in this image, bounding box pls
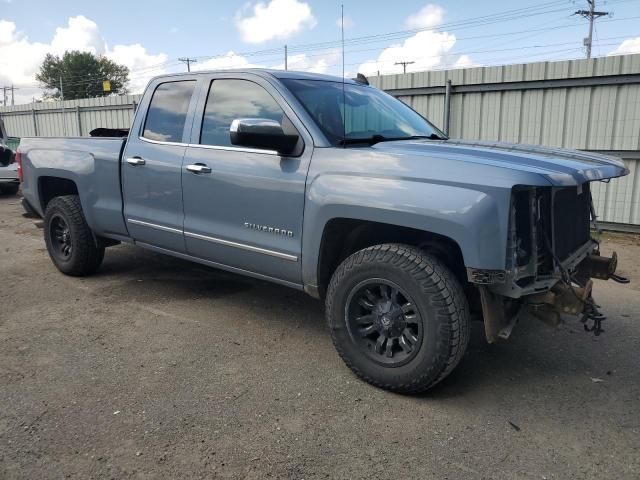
[186,164,212,174]
[126,157,145,166]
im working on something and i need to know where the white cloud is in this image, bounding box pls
[193,51,263,71]
[358,4,473,76]
[235,0,316,44]
[106,44,168,93]
[0,16,169,103]
[608,37,640,56]
[190,48,339,76]
[0,20,16,45]
[336,16,354,29]
[452,54,475,68]
[274,49,341,74]
[358,30,457,75]
[404,4,444,30]
[50,15,105,55]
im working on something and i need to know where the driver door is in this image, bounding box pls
[181,74,312,285]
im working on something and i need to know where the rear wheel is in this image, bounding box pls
[44,195,104,276]
[326,244,469,394]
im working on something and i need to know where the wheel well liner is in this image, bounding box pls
[316,218,467,298]
[38,176,79,211]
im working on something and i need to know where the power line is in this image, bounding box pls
[574,0,610,58]
[6,1,640,98]
[11,31,635,93]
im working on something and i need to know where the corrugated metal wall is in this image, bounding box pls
[0,94,141,137]
[371,54,640,228]
[1,55,639,227]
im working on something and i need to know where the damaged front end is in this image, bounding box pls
[469,183,627,343]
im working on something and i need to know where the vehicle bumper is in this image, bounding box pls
[479,251,623,342]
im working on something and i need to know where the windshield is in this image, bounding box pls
[282,79,445,146]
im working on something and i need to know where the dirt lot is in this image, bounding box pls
[1,194,639,480]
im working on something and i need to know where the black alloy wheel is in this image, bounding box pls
[346,279,423,367]
[49,214,73,261]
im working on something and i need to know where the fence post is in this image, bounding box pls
[31,108,38,136]
[443,79,452,137]
[76,106,82,136]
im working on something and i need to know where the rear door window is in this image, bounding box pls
[142,80,196,143]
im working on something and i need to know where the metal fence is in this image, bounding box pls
[1,55,640,228]
[370,54,640,229]
[0,94,141,138]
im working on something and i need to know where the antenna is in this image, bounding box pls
[341,4,346,148]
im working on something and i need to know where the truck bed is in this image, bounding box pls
[19,136,128,238]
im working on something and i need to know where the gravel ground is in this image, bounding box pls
[1,194,639,480]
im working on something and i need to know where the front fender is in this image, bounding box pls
[301,173,512,288]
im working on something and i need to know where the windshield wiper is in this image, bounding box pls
[339,133,445,146]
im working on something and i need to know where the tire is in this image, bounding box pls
[43,195,104,276]
[0,183,19,195]
[326,243,470,394]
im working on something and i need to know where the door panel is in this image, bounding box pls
[122,140,187,252]
[182,146,305,282]
[182,76,312,284]
[121,79,197,252]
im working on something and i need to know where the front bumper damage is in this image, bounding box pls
[470,182,630,343]
[478,250,623,342]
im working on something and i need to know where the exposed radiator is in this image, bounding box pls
[552,184,591,261]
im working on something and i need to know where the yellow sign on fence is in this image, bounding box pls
[102,80,111,92]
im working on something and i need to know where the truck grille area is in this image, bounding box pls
[510,184,592,280]
[552,184,591,261]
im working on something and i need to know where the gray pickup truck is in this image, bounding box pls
[18,70,628,393]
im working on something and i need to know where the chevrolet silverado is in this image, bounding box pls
[17,70,629,393]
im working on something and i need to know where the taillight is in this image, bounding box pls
[15,151,23,182]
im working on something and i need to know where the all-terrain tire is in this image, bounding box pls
[326,243,470,394]
[43,195,104,276]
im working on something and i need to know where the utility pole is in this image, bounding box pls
[284,45,288,70]
[395,61,415,74]
[178,57,198,72]
[575,0,609,59]
[10,85,14,106]
[1,86,6,107]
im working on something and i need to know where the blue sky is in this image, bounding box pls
[1,0,639,103]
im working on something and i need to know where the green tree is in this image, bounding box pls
[36,51,129,100]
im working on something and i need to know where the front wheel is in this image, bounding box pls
[43,195,104,276]
[326,244,470,394]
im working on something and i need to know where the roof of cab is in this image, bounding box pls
[150,68,358,85]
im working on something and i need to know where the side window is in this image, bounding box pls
[200,79,285,147]
[142,80,196,143]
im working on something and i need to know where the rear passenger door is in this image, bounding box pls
[122,78,197,252]
[181,74,313,285]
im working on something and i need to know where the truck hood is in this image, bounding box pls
[372,139,628,186]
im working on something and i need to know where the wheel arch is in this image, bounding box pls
[38,176,79,212]
[314,217,467,299]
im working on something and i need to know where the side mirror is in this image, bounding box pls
[230,118,299,155]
